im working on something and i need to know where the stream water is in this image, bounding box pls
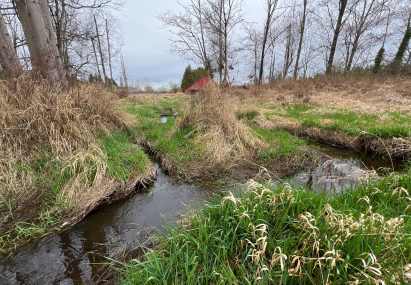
[0,142,406,285]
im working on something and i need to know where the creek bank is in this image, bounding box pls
[0,161,217,285]
[0,166,157,258]
[0,143,405,284]
[139,140,328,183]
[281,125,411,160]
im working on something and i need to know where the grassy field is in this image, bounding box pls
[236,75,411,160]
[117,163,411,285]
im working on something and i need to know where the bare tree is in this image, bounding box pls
[344,0,387,72]
[0,9,22,78]
[242,24,261,84]
[120,49,128,89]
[325,0,349,74]
[106,18,113,89]
[158,0,209,74]
[203,0,244,84]
[293,0,307,79]
[282,22,296,78]
[94,14,107,83]
[258,0,279,84]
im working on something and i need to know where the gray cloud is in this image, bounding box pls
[116,0,264,86]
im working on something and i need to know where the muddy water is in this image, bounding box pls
[0,162,217,284]
[0,143,407,284]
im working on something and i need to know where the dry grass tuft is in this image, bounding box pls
[0,76,151,247]
[178,85,265,168]
[0,76,130,162]
[126,92,186,105]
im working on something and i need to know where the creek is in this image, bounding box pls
[0,143,405,284]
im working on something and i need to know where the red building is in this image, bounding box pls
[184,75,210,94]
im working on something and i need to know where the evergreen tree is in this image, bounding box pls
[181,65,209,92]
[181,65,194,91]
[373,47,385,74]
[392,25,411,67]
[193,67,206,82]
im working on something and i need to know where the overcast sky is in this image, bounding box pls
[116,0,264,87]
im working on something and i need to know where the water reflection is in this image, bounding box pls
[0,142,406,284]
[0,163,217,284]
[289,141,406,193]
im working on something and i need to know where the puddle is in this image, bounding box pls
[0,162,218,284]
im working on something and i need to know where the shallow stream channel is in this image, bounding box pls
[0,141,406,284]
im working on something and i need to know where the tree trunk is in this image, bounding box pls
[14,0,40,67]
[15,0,65,86]
[54,0,66,60]
[106,19,113,90]
[0,11,23,78]
[94,15,107,83]
[120,50,128,89]
[283,24,294,78]
[39,0,64,79]
[258,0,278,84]
[393,12,411,66]
[326,0,348,74]
[91,37,102,80]
[293,0,307,80]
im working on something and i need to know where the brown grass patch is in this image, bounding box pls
[231,75,411,114]
[126,92,187,105]
[0,76,154,251]
[0,76,131,161]
[177,85,266,175]
[228,75,411,159]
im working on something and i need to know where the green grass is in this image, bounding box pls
[254,128,307,162]
[100,130,149,181]
[125,98,311,180]
[237,111,258,120]
[0,129,151,255]
[269,104,411,138]
[116,164,411,284]
[126,100,206,179]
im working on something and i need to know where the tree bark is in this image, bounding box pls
[120,49,128,89]
[39,0,64,79]
[15,0,65,86]
[258,0,278,84]
[91,37,102,80]
[325,0,348,74]
[293,0,307,80]
[94,15,107,83]
[0,10,23,78]
[106,19,113,90]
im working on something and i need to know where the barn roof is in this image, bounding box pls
[184,75,210,94]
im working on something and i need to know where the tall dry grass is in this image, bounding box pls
[0,76,130,161]
[0,76,137,226]
[232,75,411,110]
[177,85,265,169]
